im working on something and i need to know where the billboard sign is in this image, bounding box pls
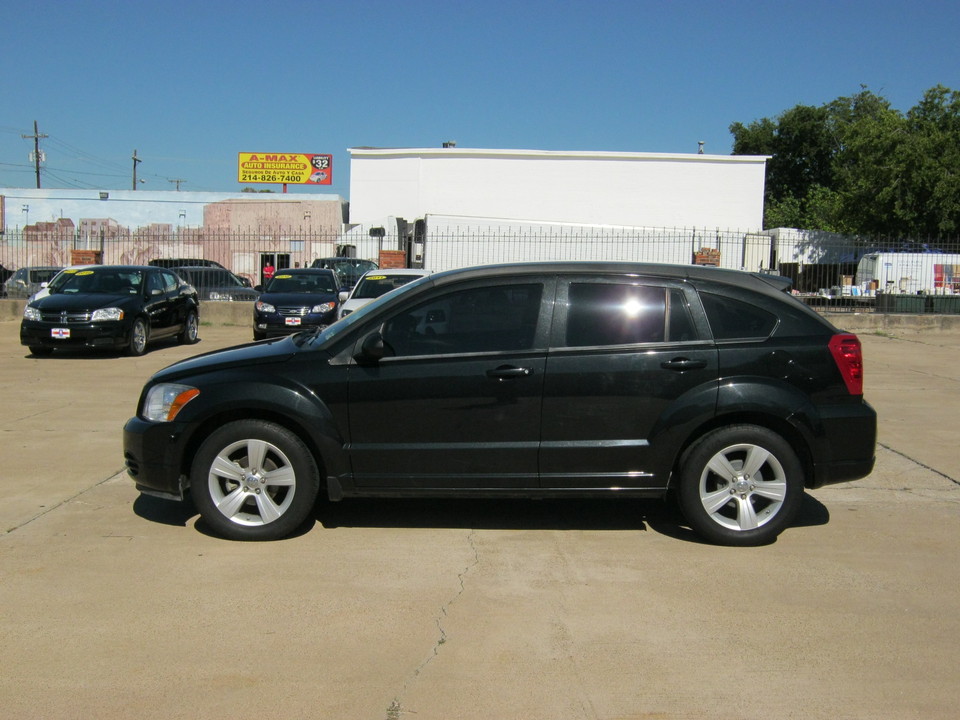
[238,153,332,185]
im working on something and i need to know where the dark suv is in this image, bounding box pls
[123,262,876,546]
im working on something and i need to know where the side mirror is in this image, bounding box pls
[338,290,348,302]
[254,284,263,292]
[353,331,388,364]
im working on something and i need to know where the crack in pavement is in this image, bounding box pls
[386,528,481,719]
[2,469,125,536]
[878,442,960,486]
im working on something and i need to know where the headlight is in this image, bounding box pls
[256,300,276,313]
[23,306,41,321]
[143,383,200,422]
[312,302,336,314]
[91,307,124,322]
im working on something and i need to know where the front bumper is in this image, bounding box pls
[123,416,192,500]
[253,312,334,337]
[21,320,130,350]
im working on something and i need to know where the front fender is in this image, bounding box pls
[170,366,350,483]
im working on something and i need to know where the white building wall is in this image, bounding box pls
[348,148,768,230]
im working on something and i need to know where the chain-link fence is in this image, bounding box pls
[2,224,959,313]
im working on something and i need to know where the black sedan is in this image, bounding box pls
[252,268,340,340]
[21,265,199,356]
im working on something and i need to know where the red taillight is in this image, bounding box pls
[829,333,864,396]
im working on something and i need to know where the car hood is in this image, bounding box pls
[259,291,337,306]
[341,297,374,313]
[152,335,302,382]
[31,292,135,311]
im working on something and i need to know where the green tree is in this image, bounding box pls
[730,85,960,238]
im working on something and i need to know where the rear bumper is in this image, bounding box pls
[809,400,878,488]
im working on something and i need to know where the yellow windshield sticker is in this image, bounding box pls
[77,270,95,276]
[366,275,387,281]
[275,274,293,279]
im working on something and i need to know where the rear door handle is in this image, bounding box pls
[487,365,533,380]
[661,357,707,371]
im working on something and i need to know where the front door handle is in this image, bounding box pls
[487,365,533,380]
[661,357,707,371]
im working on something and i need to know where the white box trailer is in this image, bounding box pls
[855,253,960,295]
[345,214,772,273]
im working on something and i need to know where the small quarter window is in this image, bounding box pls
[700,292,777,340]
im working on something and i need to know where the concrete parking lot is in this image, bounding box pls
[0,311,958,719]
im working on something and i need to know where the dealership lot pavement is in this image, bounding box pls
[1,316,958,719]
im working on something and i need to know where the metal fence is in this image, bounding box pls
[2,224,959,313]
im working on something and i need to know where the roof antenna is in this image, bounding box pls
[698,141,705,154]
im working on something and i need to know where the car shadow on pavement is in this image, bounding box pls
[315,496,727,543]
[133,493,198,527]
[131,491,830,545]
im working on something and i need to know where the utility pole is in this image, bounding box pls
[132,149,141,190]
[21,120,48,189]
[169,178,186,191]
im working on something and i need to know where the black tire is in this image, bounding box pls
[253,330,266,341]
[190,420,320,540]
[178,309,199,344]
[29,346,54,356]
[126,317,148,356]
[677,425,804,546]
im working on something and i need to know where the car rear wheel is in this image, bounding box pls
[127,317,148,356]
[678,425,803,546]
[178,310,199,344]
[190,420,320,540]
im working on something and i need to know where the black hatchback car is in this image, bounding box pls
[21,265,199,356]
[123,262,876,546]
[252,268,340,340]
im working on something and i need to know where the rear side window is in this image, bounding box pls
[566,283,674,346]
[700,292,777,340]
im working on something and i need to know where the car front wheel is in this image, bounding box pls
[178,310,199,344]
[190,420,320,540]
[678,425,804,546]
[127,317,148,356]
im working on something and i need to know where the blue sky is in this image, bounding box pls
[2,0,958,199]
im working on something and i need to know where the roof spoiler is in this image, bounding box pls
[753,272,793,293]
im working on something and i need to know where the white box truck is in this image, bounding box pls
[855,253,960,295]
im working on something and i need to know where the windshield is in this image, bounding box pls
[311,273,434,345]
[265,272,336,294]
[58,268,143,295]
[48,269,80,291]
[352,273,424,300]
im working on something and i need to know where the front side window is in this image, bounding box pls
[382,283,543,357]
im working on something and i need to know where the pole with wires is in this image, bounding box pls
[21,120,47,189]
